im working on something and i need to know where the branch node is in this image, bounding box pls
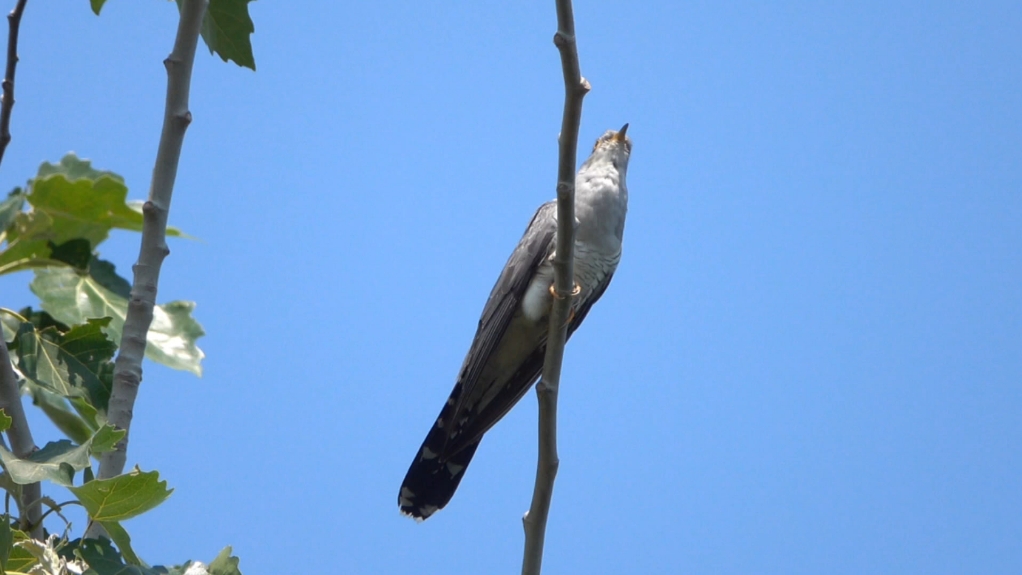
[553,31,573,48]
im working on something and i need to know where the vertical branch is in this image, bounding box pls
[0,0,27,166]
[521,0,590,573]
[0,0,41,539]
[0,340,41,538]
[95,0,207,483]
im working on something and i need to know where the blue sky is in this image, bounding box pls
[1,1,1020,573]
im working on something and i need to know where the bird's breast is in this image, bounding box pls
[573,243,620,300]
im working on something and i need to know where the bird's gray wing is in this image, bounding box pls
[441,201,558,454]
[450,269,616,453]
[398,203,614,518]
[566,270,614,337]
[445,230,617,458]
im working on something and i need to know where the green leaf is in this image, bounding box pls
[62,318,117,403]
[88,425,126,455]
[29,171,136,248]
[12,318,115,413]
[0,425,125,487]
[36,154,123,184]
[208,546,242,575]
[0,440,81,487]
[49,238,93,270]
[31,265,205,376]
[98,522,143,567]
[73,536,150,574]
[24,382,95,443]
[192,0,257,70]
[69,396,102,431]
[0,443,75,488]
[2,154,188,276]
[4,530,38,574]
[69,468,172,522]
[146,301,205,375]
[72,538,237,575]
[0,410,10,433]
[88,258,130,299]
[90,0,107,15]
[15,307,69,333]
[15,536,73,574]
[74,537,126,573]
[1,311,17,342]
[29,154,186,242]
[0,210,60,276]
[0,188,25,233]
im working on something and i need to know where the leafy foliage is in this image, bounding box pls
[208,547,243,575]
[1,154,205,375]
[1,154,211,566]
[0,155,186,277]
[67,538,242,575]
[32,265,206,376]
[2,4,249,571]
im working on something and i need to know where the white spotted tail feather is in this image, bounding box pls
[399,125,631,520]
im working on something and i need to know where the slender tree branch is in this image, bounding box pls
[94,0,207,487]
[0,0,39,537]
[0,335,41,538]
[0,0,27,167]
[521,1,590,573]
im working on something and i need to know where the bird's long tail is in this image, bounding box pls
[398,388,480,520]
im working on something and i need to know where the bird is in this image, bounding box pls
[398,124,631,520]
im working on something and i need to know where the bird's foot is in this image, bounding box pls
[548,282,582,300]
[549,283,581,325]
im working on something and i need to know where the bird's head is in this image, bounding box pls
[586,123,631,173]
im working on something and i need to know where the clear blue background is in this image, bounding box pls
[1,2,1020,573]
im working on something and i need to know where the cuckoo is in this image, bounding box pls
[399,124,632,520]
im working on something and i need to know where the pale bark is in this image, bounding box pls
[521,0,590,573]
[95,0,207,484]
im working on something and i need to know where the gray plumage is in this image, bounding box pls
[399,125,632,520]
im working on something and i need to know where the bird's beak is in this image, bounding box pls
[614,123,629,141]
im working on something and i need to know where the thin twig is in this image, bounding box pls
[0,0,27,167]
[23,498,81,533]
[521,1,589,573]
[93,0,207,486]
